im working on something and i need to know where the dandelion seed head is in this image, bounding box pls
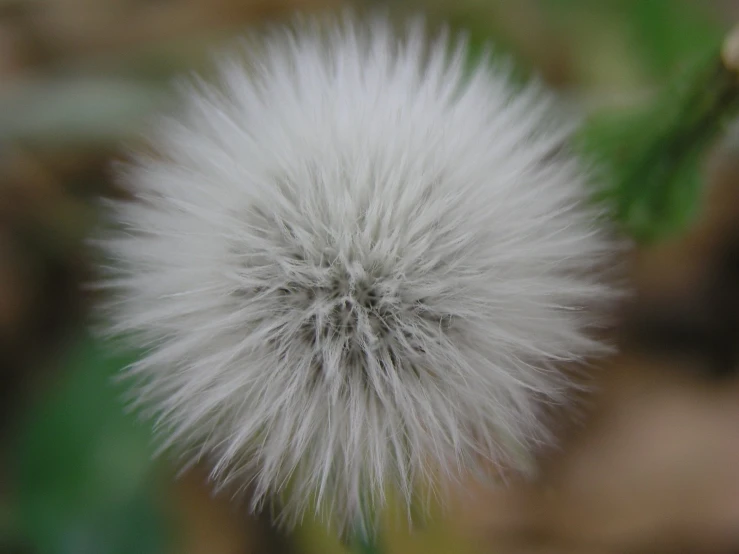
[96,12,618,534]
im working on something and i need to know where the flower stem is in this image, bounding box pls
[579,24,739,242]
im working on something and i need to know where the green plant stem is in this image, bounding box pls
[622,57,739,239]
[579,41,739,242]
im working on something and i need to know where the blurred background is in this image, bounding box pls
[2,0,739,553]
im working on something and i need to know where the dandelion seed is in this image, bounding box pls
[95,12,618,534]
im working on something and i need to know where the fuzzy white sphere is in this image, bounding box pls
[98,13,616,534]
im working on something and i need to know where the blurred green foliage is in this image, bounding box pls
[578,51,739,242]
[541,0,721,76]
[558,0,739,242]
[12,336,172,554]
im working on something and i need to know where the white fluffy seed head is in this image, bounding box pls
[96,12,618,535]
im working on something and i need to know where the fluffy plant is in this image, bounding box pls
[96,11,626,548]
